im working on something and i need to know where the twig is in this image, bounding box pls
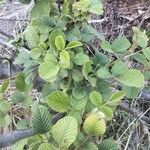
[0,113,64,148]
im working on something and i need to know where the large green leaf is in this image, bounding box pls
[47,91,70,112]
[89,91,102,107]
[117,69,144,88]
[112,36,131,53]
[52,116,78,149]
[31,105,52,134]
[83,114,106,136]
[59,50,70,68]
[39,62,60,81]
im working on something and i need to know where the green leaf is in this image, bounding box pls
[112,36,131,53]
[68,111,82,125]
[44,53,58,63]
[39,62,60,81]
[70,96,87,110]
[73,0,90,12]
[0,114,11,128]
[97,67,112,79]
[89,91,102,107]
[72,87,86,99]
[1,80,9,93]
[110,91,125,105]
[132,27,149,48]
[100,106,114,120]
[31,0,52,18]
[52,116,78,149]
[66,41,82,49]
[83,114,106,136]
[59,50,70,68]
[55,36,66,50]
[11,90,26,104]
[117,69,145,88]
[82,61,92,79]
[49,30,66,50]
[72,69,84,82]
[89,0,103,15]
[24,25,40,49]
[98,139,118,150]
[31,105,52,134]
[30,48,43,60]
[73,52,89,66]
[15,73,27,92]
[101,41,114,53]
[82,142,98,150]
[143,47,150,61]
[122,85,140,99]
[111,60,129,76]
[47,91,70,112]
[38,143,56,150]
[11,139,28,150]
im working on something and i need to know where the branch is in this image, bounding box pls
[0,113,64,148]
[119,102,150,124]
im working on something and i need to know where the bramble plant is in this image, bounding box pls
[0,0,150,149]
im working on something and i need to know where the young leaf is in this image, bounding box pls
[117,69,144,88]
[66,41,82,49]
[59,50,70,68]
[31,105,52,134]
[39,62,60,81]
[73,52,89,66]
[83,114,106,136]
[112,36,131,53]
[89,91,102,107]
[30,48,43,60]
[47,91,70,112]
[55,36,66,50]
[52,116,78,149]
